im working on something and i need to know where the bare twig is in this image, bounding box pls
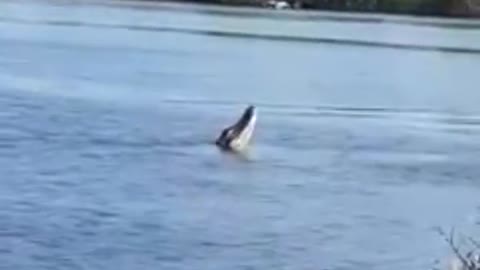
[457,231,480,252]
[435,227,471,269]
[468,236,480,251]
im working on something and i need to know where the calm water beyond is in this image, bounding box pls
[0,1,480,269]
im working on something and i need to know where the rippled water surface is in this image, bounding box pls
[0,1,480,270]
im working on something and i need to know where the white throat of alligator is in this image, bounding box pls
[229,111,257,152]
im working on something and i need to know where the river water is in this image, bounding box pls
[0,1,479,270]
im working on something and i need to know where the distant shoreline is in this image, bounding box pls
[137,0,480,18]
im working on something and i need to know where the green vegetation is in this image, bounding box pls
[186,0,478,17]
[304,0,452,12]
[301,0,473,17]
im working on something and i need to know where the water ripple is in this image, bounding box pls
[1,16,480,54]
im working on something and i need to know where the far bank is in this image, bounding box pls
[165,0,480,18]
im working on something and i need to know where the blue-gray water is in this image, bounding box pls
[1,1,480,269]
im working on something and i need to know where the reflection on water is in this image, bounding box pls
[0,1,479,270]
[1,8,480,55]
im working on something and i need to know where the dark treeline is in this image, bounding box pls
[300,0,476,17]
[182,0,480,17]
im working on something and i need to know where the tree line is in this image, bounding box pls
[185,0,479,17]
[298,0,473,17]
